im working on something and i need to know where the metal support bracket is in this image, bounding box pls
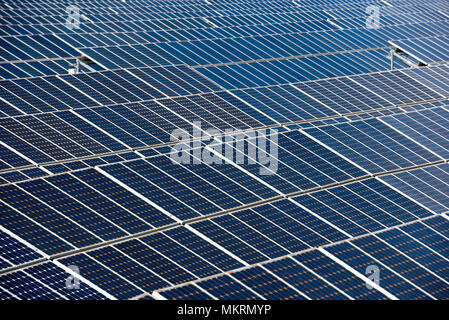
[388,48,427,70]
[68,56,97,74]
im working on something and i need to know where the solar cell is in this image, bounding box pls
[391,36,449,64]
[303,118,441,174]
[0,262,107,300]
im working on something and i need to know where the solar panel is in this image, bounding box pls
[303,118,441,174]
[381,164,449,214]
[2,0,449,303]
[0,262,108,300]
[391,36,449,64]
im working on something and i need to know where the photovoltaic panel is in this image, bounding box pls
[380,107,449,158]
[0,229,43,270]
[3,0,449,301]
[303,118,441,174]
[401,64,449,96]
[391,36,449,64]
[380,163,449,214]
[0,262,108,300]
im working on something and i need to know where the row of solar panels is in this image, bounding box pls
[7,7,443,39]
[0,6,314,20]
[1,115,449,259]
[2,0,449,302]
[2,61,448,121]
[2,1,445,20]
[0,26,387,65]
[1,62,447,120]
[0,65,220,115]
[0,10,334,31]
[17,20,449,65]
[1,3,444,38]
[0,65,448,173]
[0,92,266,165]
[0,95,438,174]
[82,28,392,66]
[0,97,443,182]
[329,9,449,29]
[156,215,449,300]
[1,171,445,299]
[0,6,332,26]
[392,36,449,65]
[0,0,316,13]
[1,10,448,65]
[1,19,335,39]
[1,0,438,18]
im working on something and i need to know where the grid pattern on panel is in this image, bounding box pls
[2,0,449,301]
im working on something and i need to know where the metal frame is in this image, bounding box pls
[389,48,428,70]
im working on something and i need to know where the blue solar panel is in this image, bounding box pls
[2,0,449,301]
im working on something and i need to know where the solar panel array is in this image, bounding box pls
[2,0,449,300]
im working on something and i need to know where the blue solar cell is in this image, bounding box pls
[141,233,220,278]
[293,250,388,299]
[101,163,199,220]
[325,242,431,300]
[232,266,306,299]
[351,235,449,299]
[114,240,194,286]
[59,253,143,299]
[197,274,262,300]
[47,173,152,235]
[264,257,349,300]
